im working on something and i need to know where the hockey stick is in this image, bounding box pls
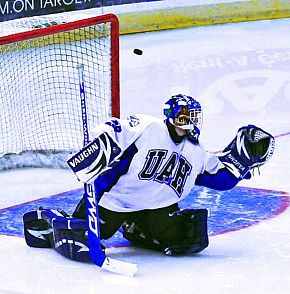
[77,64,137,276]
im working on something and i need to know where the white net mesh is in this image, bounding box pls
[0,15,119,169]
[0,14,83,37]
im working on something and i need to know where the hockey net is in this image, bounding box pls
[0,14,120,170]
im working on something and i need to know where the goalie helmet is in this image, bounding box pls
[163,94,203,142]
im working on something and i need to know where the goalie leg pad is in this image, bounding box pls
[53,227,90,262]
[122,205,209,256]
[23,208,91,262]
[162,208,209,255]
[186,208,209,254]
[23,210,53,248]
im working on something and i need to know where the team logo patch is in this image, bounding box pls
[138,150,192,197]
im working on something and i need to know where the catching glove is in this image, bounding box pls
[219,125,275,179]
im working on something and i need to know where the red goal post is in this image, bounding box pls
[0,14,120,169]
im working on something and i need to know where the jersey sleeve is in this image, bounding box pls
[195,149,249,190]
[90,114,152,151]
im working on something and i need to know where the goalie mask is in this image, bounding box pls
[164,94,203,143]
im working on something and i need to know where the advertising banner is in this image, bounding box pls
[0,0,162,22]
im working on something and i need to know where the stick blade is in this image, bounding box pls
[102,257,138,277]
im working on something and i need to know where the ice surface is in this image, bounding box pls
[0,17,290,294]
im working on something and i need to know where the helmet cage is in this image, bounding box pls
[164,94,203,132]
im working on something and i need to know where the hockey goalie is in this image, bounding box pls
[23,94,275,261]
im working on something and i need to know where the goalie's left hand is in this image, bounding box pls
[219,125,275,178]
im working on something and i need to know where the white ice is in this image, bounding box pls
[1,17,290,294]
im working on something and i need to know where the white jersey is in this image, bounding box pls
[91,114,224,212]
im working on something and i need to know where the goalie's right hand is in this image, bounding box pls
[219,125,275,179]
[67,132,122,183]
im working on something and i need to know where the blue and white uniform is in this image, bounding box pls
[91,114,239,212]
[23,95,273,260]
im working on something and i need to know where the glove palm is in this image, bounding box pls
[219,125,275,178]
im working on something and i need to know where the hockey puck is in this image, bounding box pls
[133,49,143,55]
